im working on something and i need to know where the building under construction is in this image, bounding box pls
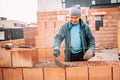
[0,0,120,80]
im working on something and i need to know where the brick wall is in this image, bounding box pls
[0,61,120,80]
[35,21,65,61]
[89,8,120,49]
[0,47,120,80]
[37,7,120,50]
[118,21,120,55]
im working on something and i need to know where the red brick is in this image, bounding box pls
[66,66,88,80]
[45,21,55,38]
[46,48,64,61]
[35,30,45,40]
[35,38,46,48]
[23,68,43,80]
[59,48,65,61]
[24,27,36,47]
[3,68,22,80]
[89,66,112,80]
[45,38,54,48]
[44,68,65,80]
[60,41,65,48]
[38,48,46,58]
[113,66,120,80]
[37,21,46,38]
[0,68,2,80]
[46,48,54,58]
[54,21,65,34]
[11,48,38,67]
[45,58,54,62]
[38,58,46,62]
[0,49,12,67]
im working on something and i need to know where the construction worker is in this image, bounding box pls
[53,5,95,62]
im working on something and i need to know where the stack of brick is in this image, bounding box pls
[24,26,37,47]
[37,10,68,22]
[0,48,38,68]
[35,21,65,61]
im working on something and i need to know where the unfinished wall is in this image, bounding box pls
[36,7,120,61]
[37,7,120,50]
[89,7,120,49]
[35,21,65,61]
[0,59,120,80]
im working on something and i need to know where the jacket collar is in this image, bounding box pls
[68,19,84,29]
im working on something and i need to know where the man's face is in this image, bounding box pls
[70,16,80,24]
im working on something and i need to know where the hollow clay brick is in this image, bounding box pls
[45,39,54,48]
[35,38,46,48]
[3,68,23,80]
[38,48,46,58]
[66,66,88,80]
[54,21,65,34]
[0,49,12,67]
[23,68,43,80]
[0,68,2,80]
[44,68,65,80]
[45,21,55,38]
[89,66,112,80]
[11,48,38,67]
[46,48,54,58]
[113,66,120,80]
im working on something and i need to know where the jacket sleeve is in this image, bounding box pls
[52,25,65,50]
[85,24,96,54]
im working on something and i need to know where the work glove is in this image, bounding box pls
[53,49,60,58]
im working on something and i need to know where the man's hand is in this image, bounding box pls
[53,49,60,58]
[83,48,95,60]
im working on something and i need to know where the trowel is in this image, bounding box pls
[54,57,78,67]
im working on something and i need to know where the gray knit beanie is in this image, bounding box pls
[69,5,81,17]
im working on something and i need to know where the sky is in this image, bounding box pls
[0,0,37,24]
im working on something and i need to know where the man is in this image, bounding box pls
[53,5,95,62]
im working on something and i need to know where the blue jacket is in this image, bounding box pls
[53,19,95,61]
